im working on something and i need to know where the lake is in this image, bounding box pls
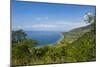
[26,31,62,47]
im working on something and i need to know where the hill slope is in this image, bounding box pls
[64,28,96,62]
[60,24,94,44]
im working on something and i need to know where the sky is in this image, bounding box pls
[12,0,96,32]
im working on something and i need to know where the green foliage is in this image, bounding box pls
[12,23,96,66]
[12,44,31,65]
[12,29,38,66]
[12,38,38,66]
[84,13,95,23]
[66,29,96,62]
[12,29,27,43]
[62,24,93,44]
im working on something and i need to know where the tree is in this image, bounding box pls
[16,29,27,41]
[12,29,27,43]
[84,12,95,23]
[12,31,16,43]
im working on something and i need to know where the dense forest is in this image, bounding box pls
[12,13,96,66]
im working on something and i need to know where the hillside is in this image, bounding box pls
[54,24,96,62]
[59,24,94,45]
[63,29,96,62]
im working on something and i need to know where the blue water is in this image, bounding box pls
[26,31,62,47]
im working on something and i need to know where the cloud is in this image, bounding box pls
[31,21,90,31]
[32,24,55,28]
[13,26,22,30]
[31,24,69,31]
[13,21,90,32]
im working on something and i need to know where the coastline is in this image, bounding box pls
[55,33,64,44]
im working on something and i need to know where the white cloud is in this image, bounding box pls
[13,26,22,30]
[32,24,55,28]
[31,21,89,31]
[13,21,90,31]
[31,24,69,31]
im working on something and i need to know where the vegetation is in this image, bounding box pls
[12,13,96,66]
[12,29,27,43]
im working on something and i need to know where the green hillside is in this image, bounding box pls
[58,24,94,46]
[63,28,96,62]
[12,24,96,66]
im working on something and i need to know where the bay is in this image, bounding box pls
[26,31,62,47]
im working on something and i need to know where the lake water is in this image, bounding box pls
[26,31,62,47]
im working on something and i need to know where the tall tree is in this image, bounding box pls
[84,12,95,23]
[12,29,27,42]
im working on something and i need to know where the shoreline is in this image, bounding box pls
[55,33,64,44]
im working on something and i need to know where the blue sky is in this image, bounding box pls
[12,0,96,32]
